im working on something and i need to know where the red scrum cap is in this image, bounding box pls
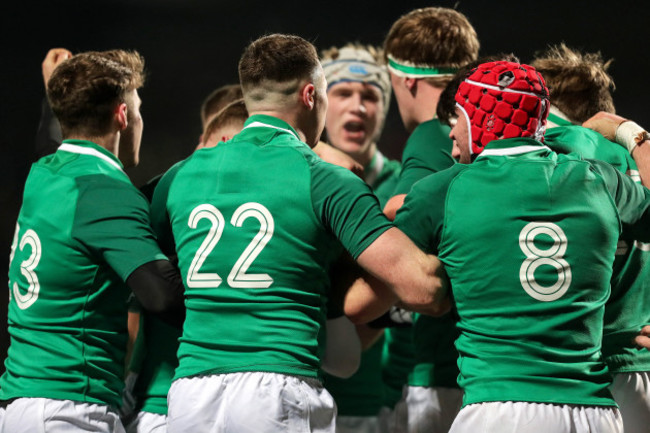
[454,61,550,156]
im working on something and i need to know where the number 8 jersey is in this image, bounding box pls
[150,114,393,382]
[395,137,650,408]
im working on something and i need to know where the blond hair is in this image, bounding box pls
[531,43,615,123]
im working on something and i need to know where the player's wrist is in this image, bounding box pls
[615,120,650,154]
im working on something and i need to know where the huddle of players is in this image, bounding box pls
[3,6,650,433]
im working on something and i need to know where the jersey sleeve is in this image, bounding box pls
[72,175,168,282]
[394,166,463,253]
[590,158,650,241]
[311,161,393,260]
[393,121,455,195]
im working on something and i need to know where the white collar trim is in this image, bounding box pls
[58,143,123,172]
[477,144,551,158]
[243,121,299,140]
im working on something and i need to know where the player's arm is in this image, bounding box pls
[74,177,185,326]
[383,194,405,221]
[313,163,450,324]
[349,227,450,324]
[583,111,650,188]
[126,259,185,327]
[313,140,364,178]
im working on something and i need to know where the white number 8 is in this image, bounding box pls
[519,222,571,302]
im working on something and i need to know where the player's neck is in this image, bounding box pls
[249,109,310,145]
[63,132,120,157]
[413,84,442,126]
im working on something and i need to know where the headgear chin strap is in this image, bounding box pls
[454,61,550,156]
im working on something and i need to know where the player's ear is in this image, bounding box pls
[115,102,128,130]
[405,77,418,95]
[301,82,316,110]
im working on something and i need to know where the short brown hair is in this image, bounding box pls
[531,43,615,123]
[200,83,243,128]
[47,49,145,137]
[383,7,479,88]
[203,98,249,141]
[238,33,320,100]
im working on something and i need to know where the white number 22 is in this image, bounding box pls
[186,202,274,289]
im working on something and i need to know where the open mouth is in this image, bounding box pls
[343,121,366,140]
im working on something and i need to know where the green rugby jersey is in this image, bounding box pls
[150,115,393,381]
[387,118,459,402]
[545,125,650,373]
[392,118,454,195]
[395,137,650,407]
[128,306,179,415]
[323,149,400,417]
[2,140,167,407]
[365,150,402,204]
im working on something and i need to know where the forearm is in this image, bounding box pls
[344,271,398,324]
[353,227,450,321]
[632,140,650,188]
[383,194,405,221]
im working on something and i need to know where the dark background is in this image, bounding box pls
[1,0,648,367]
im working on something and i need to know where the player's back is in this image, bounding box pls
[544,125,650,372]
[3,142,144,406]
[437,138,620,407]
[154,115,387,382]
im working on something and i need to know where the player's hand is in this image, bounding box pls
[582,111,627,142]
[313,141,364,178]
[635,325,650,350]
[42,48,73,89]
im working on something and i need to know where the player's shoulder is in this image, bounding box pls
[408,118,451,143]
[410,163,468,195]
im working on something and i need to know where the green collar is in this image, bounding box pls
[60,139,124,170]
[547,112,573,127]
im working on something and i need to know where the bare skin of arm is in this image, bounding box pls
[383,194,406,221]
[583,111,650,188]
[636,325,650,350]
[42,48,73,89]
[347,227,450,324]
[313,140,364,178]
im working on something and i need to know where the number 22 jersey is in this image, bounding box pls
[150,114,392,382]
